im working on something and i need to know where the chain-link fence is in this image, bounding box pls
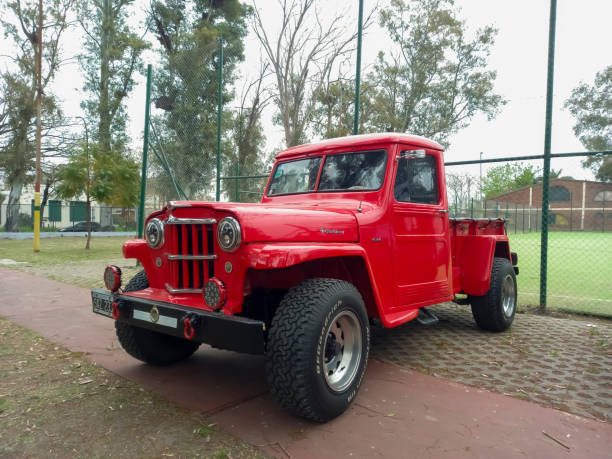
[136,29,612,318]
[446,159,612,318]
[143,41,268,209]
[0,202,151,233]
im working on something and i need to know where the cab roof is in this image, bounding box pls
[275,133,444,160]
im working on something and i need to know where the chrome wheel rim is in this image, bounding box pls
[502,274,516,318]
[322,310,362,393]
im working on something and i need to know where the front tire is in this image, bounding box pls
[470,257,517,332]
[266,278,370,422]
[115,270,200,365]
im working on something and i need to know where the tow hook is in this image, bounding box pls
[183,314,199,340]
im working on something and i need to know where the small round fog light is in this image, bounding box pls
[104,265,122,292]
[203,278,227,309]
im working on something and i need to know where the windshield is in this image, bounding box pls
[318,150,387,191]
[267,157,322,196]
[267,149,388,196]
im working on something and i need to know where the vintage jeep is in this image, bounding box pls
[92,133,518,422]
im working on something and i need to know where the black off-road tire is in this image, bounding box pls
[470,257,517,332]
[115,270,200,365]
[266,278,370,422]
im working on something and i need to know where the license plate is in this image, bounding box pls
[92,290,113,318]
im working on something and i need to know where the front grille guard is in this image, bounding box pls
[165,217,216,293]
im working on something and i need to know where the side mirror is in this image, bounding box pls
[398,149,426,160]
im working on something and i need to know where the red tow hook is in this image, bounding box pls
[183,317,195,340]
[111,301,120,320]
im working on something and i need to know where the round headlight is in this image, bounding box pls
[145,218,164,249]
[217,216,241,252]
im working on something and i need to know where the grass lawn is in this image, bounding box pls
[0,236,139,289]
[508,231,612,318]
[0,316,262,458]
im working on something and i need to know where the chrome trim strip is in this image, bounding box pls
[167,254,217,261]
[166,216,217,225]
[165,283,203,294]
[133,309,178,328]
[168,201,192,209]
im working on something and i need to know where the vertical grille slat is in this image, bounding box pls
[167,220,215,293]
[197,225,204,288]
[176,224,183,288]
[207,226,215,278]
[186,224,194,288]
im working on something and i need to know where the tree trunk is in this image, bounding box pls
[39,179,51,230]
[5,181,24,232]
[98,0,112,154]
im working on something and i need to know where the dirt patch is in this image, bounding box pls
[0,316,264,458]
[371,303,612,423]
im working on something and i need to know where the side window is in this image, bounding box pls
[394,154,439,204]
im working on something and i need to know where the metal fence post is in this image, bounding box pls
[138,64,152,239]
[216,40,223,202]
[603,192,606,232]
[234,162,239,202]
[539,0,557,310]
[353,0,364,135]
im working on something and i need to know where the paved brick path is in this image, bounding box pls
[372,303,612,422]
[1,268,610,458]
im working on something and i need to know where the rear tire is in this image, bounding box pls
[266,278,370,422]
[115,270,200,365]
[470,257,517,332]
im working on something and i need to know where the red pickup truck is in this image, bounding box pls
[92,133,518,422]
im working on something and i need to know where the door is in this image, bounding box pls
[392,150,451,307]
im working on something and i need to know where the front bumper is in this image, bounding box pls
[91,288,266,354]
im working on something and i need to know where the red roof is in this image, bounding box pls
[276,133,444,159]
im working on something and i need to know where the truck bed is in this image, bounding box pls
[449,218,510,296]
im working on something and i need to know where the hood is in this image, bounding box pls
[165,201,360,243]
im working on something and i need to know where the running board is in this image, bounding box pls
[416,308,439,326]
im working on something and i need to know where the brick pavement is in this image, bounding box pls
[372,303,612,422]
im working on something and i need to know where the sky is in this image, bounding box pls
[6,0,612,182]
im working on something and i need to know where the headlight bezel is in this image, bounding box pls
[145,218,165,249]
[217,216,241,253]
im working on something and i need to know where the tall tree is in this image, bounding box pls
[78,0,148,154]
[252,0,375,147]
[148,0,250,200]
[55,141,139,249]
[365,0,504,146]
[0,0,73,231]
[565,65,612,182]
[482,163,539,199]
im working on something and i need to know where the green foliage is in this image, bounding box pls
[148,0,250,200]
[565,65,612,182]
[363,0,505,146]
[55,143,140,208]
[0,0,71,231]
[483,163,540,199]
[78,0,149,154]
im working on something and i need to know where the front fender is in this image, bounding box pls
[244,243,384,317]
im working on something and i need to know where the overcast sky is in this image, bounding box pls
[35,0,612,180]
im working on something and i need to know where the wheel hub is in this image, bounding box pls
[322,310,362,393]
[501,274,516,318]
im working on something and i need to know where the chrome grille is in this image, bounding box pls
[166,218,216,293]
